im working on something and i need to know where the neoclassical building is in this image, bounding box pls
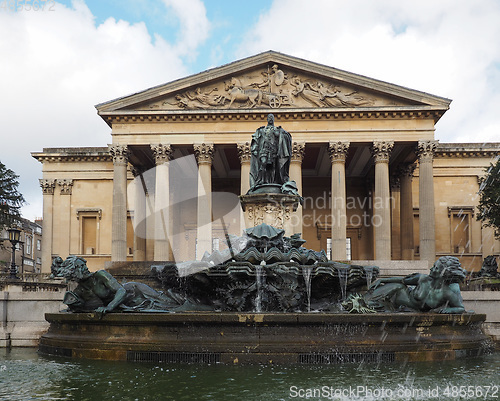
[32,52,500,273]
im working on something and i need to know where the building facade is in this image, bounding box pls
[1,218,43,274]
[32,52,500,272]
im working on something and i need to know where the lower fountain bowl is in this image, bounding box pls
[39,312,491,364]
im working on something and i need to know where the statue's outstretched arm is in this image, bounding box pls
[369,273,421,290]
[94,271,127,314]
[369,276,403,290]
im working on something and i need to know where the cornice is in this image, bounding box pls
[435,150,500,158]
[32,151,112,163]
[435,144,500,159]
[101,107,446,127]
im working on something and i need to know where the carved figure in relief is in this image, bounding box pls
[185,87,221,106]
[289,76,324,107]
[222,77,263,108]
[257,64,288,93]
[161,66,375,110]
[166,87,222,109]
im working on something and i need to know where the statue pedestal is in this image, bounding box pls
[239,193,301,236]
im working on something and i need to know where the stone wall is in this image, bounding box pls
[462,291,500,347]
[0,281,66,347]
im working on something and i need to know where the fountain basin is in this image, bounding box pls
[39,312,490,364]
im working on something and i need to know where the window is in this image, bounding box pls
[82,216,97,254]
[326,238,332,260]
[37,239,41,251]
[413,209,420,255]
[127,214,134,256]
[346,238,352,261]
[212,238,220,252]
[77,209,102,255]
[25,235,32,255]
[448,207,473,254]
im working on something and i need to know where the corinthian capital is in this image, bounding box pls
[108,144,129,165]
[151,143,173,165]
[370,141,394,163]
[39,179,56,195]
[237,142,252,164]
[328,141,350,163]
[291,141,306,163]
[57,179,74,195]
[194,143,214,164]
[397,163,416,179]
[416,140,438,161]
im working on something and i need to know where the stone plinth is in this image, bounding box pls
[39,312,490,364]
[240,193,301,236]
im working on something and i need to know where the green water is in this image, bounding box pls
[0,348,499,400]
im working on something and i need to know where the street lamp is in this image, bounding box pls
[7,226,21,279]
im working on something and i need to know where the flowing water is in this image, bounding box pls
[1,348,499,400]
[255,262,264,312]
[302,266,313,312]
[337,268,348,301]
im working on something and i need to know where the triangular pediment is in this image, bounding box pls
[96,51,451,118]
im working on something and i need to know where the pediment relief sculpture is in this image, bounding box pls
[141,64,408,111]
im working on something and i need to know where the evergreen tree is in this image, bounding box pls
[477,156,500,238]
[0,160,26,229]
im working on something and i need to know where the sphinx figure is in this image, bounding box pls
[478,255,499,278]
[346,256,468,314]
[51,256,190,314]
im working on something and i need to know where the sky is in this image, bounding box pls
[1,0,499,221]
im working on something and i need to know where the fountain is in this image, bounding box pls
[39,114,492,364]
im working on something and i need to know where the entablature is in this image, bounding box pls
[100,106,446,127]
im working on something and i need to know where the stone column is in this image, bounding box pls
[371,141,394,260]
[132,167,146,261]
[290,141,305,235]
[145,173,155,261]
[194,143,214,259]
[151,144,173,261]
[399,163,416,260]
[109,144,129,262]
[328,141,350,260]
[237,142,252,195]
[39,179,55,272]
[56,179,73,257]
[416,140,438,265]
[390,176,401,260]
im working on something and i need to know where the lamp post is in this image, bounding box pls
[7,226,21,280]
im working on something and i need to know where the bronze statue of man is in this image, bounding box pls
[249,114,292,190]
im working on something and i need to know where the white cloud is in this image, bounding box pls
[237,0,500,143]
[0,0,209,220]
[162,0,210,60]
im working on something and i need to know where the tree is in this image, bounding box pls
[0,160,26,229]
[477,156,500,238]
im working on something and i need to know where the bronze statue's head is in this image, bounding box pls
[430,256,466,283]
[52,255,92,282]
[267,113,275,125]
